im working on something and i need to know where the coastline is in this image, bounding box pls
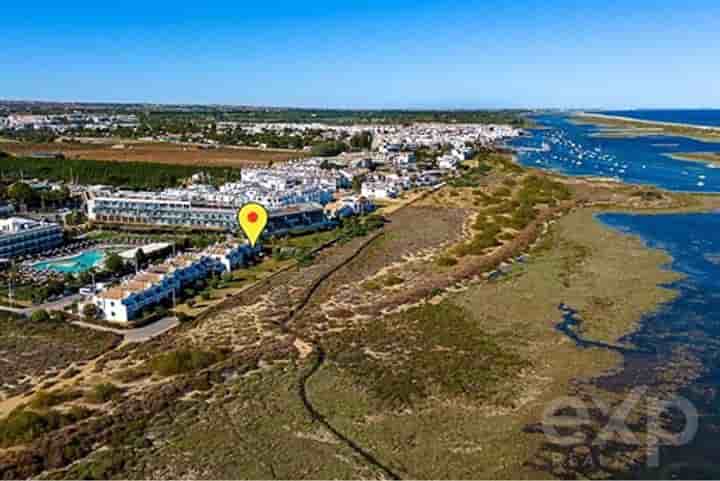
[446,206,684,478]
[573,112,720,143]
[576,112,720,132]
[664,151,720,168]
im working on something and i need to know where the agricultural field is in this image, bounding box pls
[1,141,304,168]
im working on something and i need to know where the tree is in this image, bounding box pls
[134,248,146,268]
[30,309,50,323]
[104,253,125,274]
[7,182,35,206]
[65,211,86,226]
[352,175,365,193]
[350,131,373,150]
[78,270,92,286]
[82,303,99,320]
[311,141,347,157]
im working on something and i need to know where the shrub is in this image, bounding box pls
[113,367,151,383]
[28,389,81,410]
[362,280,381,290]
[30,309,50,323]
[436,256,458,267]
[85,383,123,404]
[104,253,125,274]
[0,407,92,448]
[381,274,404,287]
[82,303,99,320]
[149,349,223,377]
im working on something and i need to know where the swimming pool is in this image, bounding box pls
[33,250,105,274]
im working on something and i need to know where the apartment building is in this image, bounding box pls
[86,191,333,236]
[0,217,63,259]
[88,242,252,324]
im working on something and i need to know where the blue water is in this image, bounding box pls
[34,249,104,274]
[511,115,720,192]
[596,212,720,478]
[597,110,720,128]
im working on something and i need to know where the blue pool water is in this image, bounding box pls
[596,212,720,478]
[34,250,105,274]
[596,109,720,128]
[510,114,720,193]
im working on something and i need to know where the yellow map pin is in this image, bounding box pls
[237,202,268,247]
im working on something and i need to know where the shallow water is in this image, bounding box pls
[596,212,720,478]
[510,115,720,192]
[511,115,720,476]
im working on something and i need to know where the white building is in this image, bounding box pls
[86,242,253,324]
[391,152,417,167]
[0,217,63,259]
[438,154,460,170]
[86,191,332,236]
[325,196,375,219]
[361,182,399,200]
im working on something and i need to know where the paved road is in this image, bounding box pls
[0,294,179,343]
[0,294,84,317]
[71,316,180,343]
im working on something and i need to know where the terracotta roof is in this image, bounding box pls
[97,287,126,300]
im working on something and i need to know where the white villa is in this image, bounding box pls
[86,242,253,324]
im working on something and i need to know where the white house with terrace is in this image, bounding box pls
[84,242,253,324]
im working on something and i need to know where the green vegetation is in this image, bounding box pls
[149,349,224,377]
[104,252,125,274]
[30,309,51,323]
[28,389,82,410]
[453,174,572,257]
[311,140,347,157]
[435,255,458,267]
[447,164,492,187]
[381,273,404,287]
[454,222,502,256]
[0,406,93,448]
[82,303,99,320]
[336,215,385,242]
[349,131,373,150]
[327,302,528,408]
[85,383,124,404]
[142,108,530,126]
[0,155,241,189]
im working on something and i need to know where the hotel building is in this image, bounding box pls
[0,217,63,259]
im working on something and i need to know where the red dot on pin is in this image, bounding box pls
[247,211,258,223]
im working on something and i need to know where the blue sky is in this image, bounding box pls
[3,0,719,109]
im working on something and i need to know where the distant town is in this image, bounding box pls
[0,101,523,326]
